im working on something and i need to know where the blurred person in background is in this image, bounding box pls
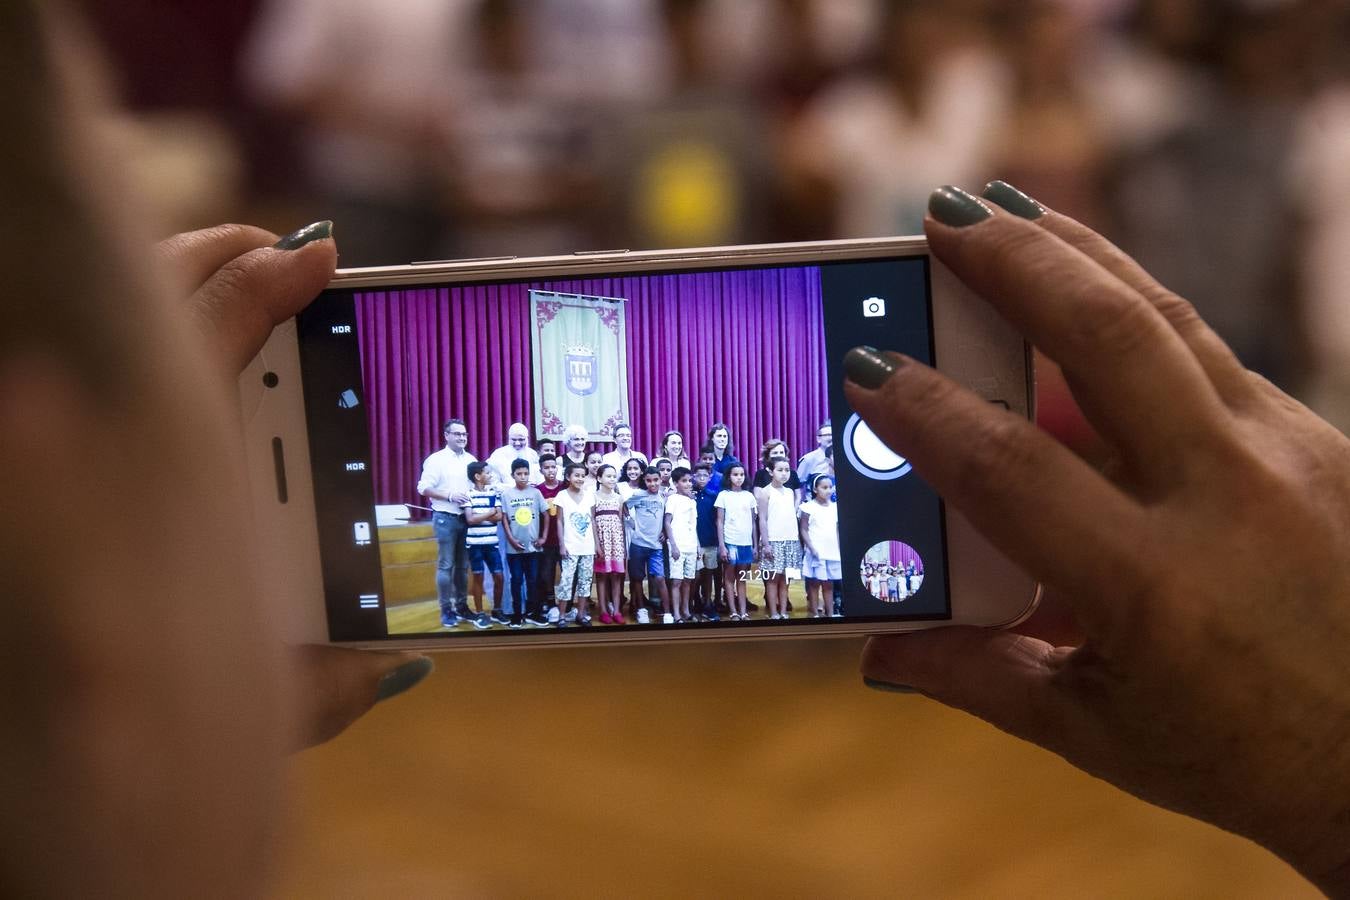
[785,0,1010,238]
[532,0,670,105]
[1288,3,1350,431]
[73,2,260,232]
[1081,0,1214,159]
[595,0,771,250]
[988,1,1108,228]
[242,0,471,266]
[755,0,860,242]
[3,3,431,893]
[1107,0,1319,393]
[440,0,600,258]
[988,0,1114,460]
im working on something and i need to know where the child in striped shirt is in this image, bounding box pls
[465,461,505,628]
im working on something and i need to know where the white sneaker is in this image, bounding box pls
[565,607,579,622]
[547,606,560,624]
[661,613,675,625]
[637,608,651,624]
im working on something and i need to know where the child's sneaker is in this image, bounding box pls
[598,612,612,625]
[491,609,510,626]
[637,608,651,624]
[547,606,560,624]
[474,612,491,629]
[661,613,675,625]
[565,607,579,623]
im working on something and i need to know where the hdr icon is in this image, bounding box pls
[345,461,366,472]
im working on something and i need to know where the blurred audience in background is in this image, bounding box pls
[75,0,1350,428]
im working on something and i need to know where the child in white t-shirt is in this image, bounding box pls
[799,473,841,618]
[757,458,800,620]
[663,467,699,623]
[554,461,596,627]
[714,462,758,621]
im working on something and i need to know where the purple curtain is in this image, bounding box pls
[356,267,828,508]
[888,541,924,572]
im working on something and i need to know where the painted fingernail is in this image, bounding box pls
[982,180,1045,220]
[375,657,433,703]
[273,220,334,250]
[844,346,904,390]
[864,676,918,694]
[928,186,994,227]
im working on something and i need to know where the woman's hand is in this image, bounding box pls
[159,223,432,750]
[845,183,1350,894]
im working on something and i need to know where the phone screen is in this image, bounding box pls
[295,255,949,641]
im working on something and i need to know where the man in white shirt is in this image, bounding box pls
[417,418,477,625]
[486,422,541,485]
[600,422,648,472]
[796,421,833,488]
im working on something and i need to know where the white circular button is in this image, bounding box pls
[843,413,912,480]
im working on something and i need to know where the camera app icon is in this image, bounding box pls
[862,296,886,318]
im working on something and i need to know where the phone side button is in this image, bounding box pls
[572,249,630,256]
[271,436,289,504]
[410,256,517,265]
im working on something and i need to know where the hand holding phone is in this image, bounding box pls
[165,222,431,746]
[854,184,1350,894]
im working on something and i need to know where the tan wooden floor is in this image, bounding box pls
[387,577,815,634]
[276,637,1316,898]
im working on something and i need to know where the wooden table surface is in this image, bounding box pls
[276,637,1315,898]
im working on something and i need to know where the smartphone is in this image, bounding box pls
[240,237,1039,649]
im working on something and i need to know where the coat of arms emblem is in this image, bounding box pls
[564,345,597,396]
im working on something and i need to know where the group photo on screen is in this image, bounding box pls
[352,266,875,634]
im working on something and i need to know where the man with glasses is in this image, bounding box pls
[796,422,833,492]
[418,418,477,626]
[600,422,647,472]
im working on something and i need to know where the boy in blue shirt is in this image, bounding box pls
[692,462,721,621]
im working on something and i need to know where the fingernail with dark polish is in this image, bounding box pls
[864,676,918,694]
[273,220,334,250]
[928,186,993,227]
[844,346,904,390]
[982,180,1045,220]
[375,657,433,703]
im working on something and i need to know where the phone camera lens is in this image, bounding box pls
[262,371,280,389]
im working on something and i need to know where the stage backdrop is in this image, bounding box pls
[356,267,829,508]
[529,290,630,440]
[865,541,925,572]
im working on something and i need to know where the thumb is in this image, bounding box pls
[860,627,1077,747]
[188,222,337,373]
